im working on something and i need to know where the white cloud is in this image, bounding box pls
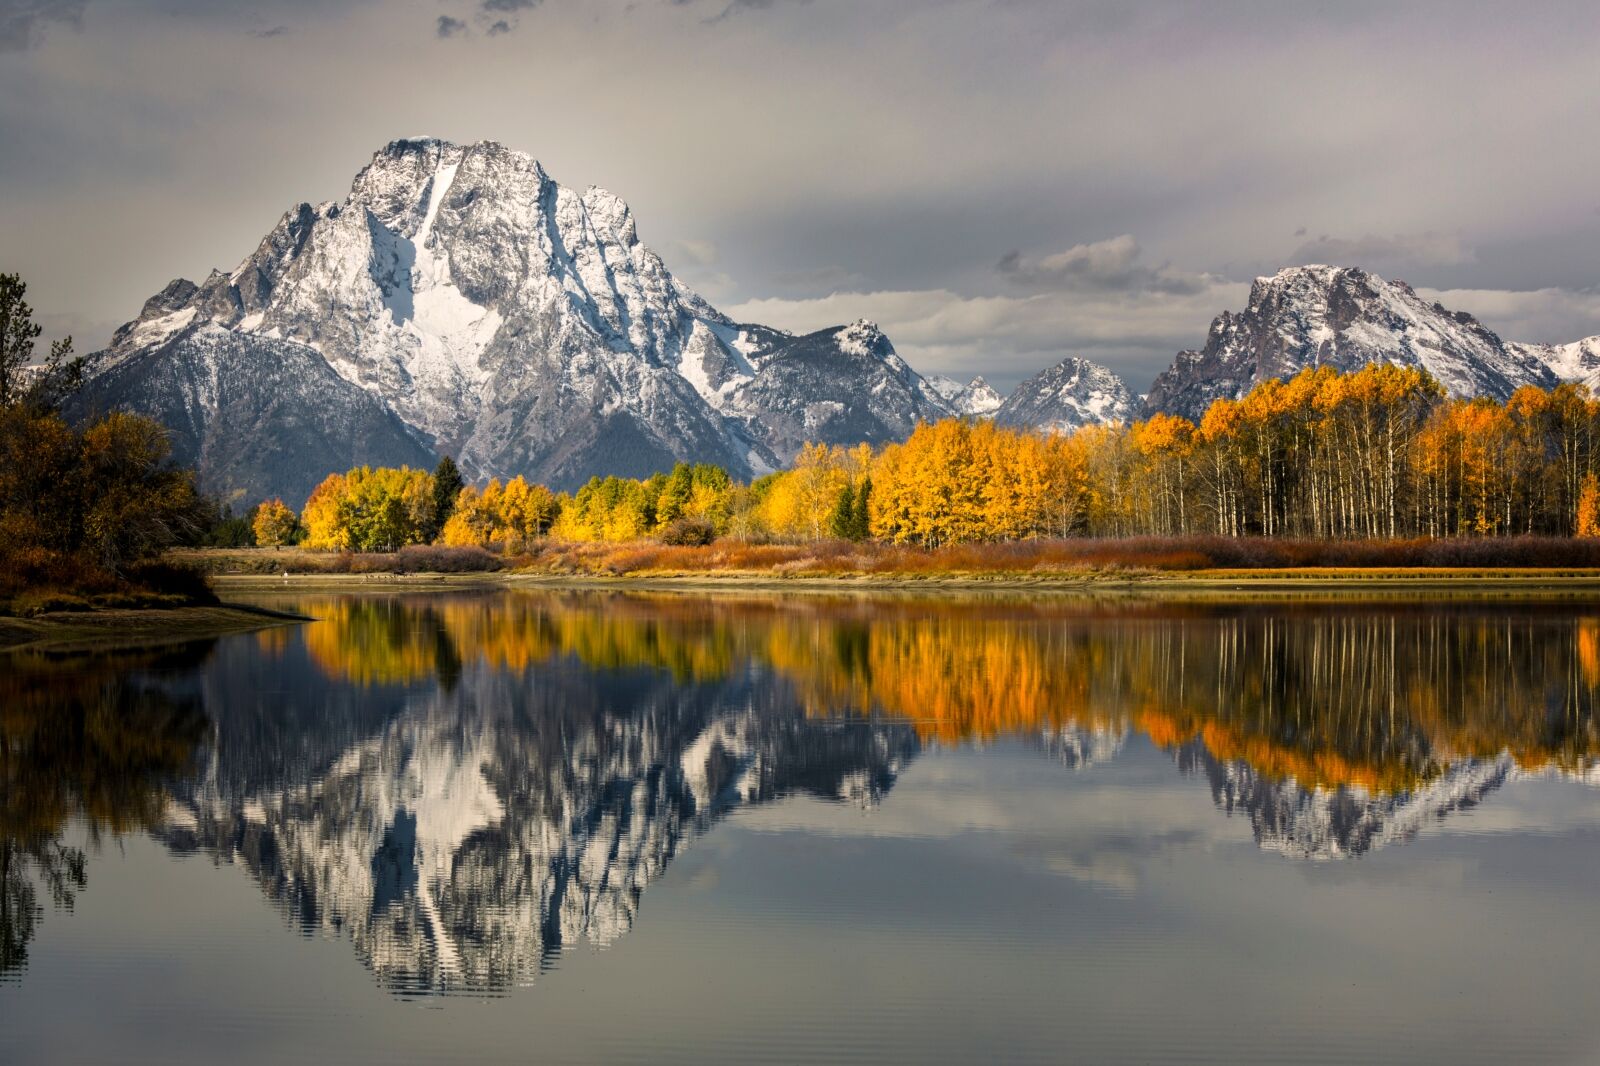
[727,279,1248,389]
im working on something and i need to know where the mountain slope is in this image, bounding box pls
[1143,265,1560,421]
[995,356,1135,431]
[74,138,954,502]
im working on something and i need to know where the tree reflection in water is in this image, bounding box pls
[298,594,1600,791]
[0,645,212,979]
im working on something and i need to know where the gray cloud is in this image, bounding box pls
[771,264,864,292]
[2,0,1597,394]
[710,0,811,17]
[0,0,85,52]
[483,0,538,10]
[436,14,466,37]
[998,235,1211,296]
[1290,231,1475,270]
[248,25,290,39]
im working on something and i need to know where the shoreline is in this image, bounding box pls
[12,567,1600,654]
[0,602,311,653]
[208,567,1600,601]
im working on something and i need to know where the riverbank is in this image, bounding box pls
[0,602,311,652]
[205,567,1600,604]
[160,543,1600,604]
[175,536,1600,580]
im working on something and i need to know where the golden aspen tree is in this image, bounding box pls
[252,498,298,548]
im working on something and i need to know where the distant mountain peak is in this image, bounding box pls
[995,356,1134,431]
[926,372,1005,418]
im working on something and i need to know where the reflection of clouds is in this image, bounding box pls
[739,738,1600,884]
[1036,830,1204,893]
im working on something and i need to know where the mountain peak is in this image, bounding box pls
[73,138,958,503]
[1145,263,1557,421]
[995,356,1133,432]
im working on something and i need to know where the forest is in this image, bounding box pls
[266,362,1600,556]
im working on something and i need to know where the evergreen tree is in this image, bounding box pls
[829,483,857,540]
[430,455,465,541]
[852,477,873,540]
[0,273,81,412]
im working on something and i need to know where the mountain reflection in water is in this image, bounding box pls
[4,591,1600,995]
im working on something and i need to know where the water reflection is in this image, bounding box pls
[5,592,1600,994]
[0,645,212,979]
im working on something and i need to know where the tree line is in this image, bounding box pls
[273,363,1600,552]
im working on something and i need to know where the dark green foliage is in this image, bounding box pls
[829,483,857,540]
[0,275,208,606]
[827,480,872,541]
[0,273,82,412]
[204,503,258,548]
[429,455,464,539]
[852,477,873,540]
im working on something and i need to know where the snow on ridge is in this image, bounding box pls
[835,319,884,357]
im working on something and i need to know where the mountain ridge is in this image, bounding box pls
[1141,264,1581,421]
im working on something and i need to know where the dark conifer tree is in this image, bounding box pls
[430,455,465,541]
[829,483,857,540]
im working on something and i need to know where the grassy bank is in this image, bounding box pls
[0,602,311,652]
[180,537,1600,586]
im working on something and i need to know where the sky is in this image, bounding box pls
[2,0,1598,392]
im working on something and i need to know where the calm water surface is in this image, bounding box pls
[3,590,1600,1064]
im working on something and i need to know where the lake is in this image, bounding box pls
[3,589,1599,1064]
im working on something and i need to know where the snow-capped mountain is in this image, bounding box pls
[74,138,955,504]
[994,356,1135,431]
[926,373,1005,417]
[1143,265,1562,421]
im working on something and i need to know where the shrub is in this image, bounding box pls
[383,544,503,573]
[658,519,716,547]
[122,560,218,604]
[14,590,93,616]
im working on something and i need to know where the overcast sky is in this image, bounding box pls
[3,0,1598,391]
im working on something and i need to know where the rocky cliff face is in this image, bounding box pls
[1142,265,1561,421]
[74,138,955,504]
[994,356,1135,431]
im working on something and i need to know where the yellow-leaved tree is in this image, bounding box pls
[252,498,298,548]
